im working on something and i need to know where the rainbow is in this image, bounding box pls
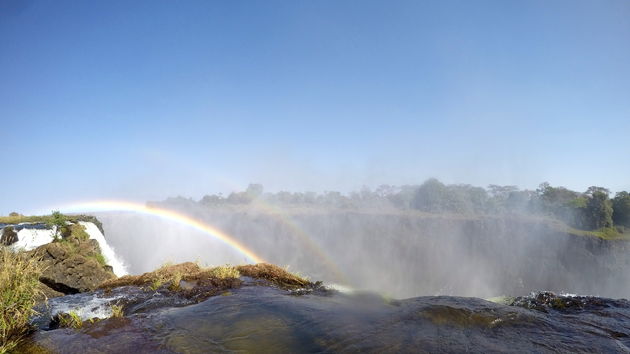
[50,200,265,264]
[248,200,348,283]
[194,181,347,283]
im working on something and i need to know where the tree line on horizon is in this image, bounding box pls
[158,179,630,233]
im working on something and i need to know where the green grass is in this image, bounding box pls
[69,224,90,241]
[58,311,82,329]
[110,305,124,318]
[0,213,95,229]
[55,224,109,267]
[0,215,55,225]
[0,247,42,353]
[0,212,72,226]
[564,226,630,240]
[150,279,163,291]
[93,253,107,267]
[543,217,630,241]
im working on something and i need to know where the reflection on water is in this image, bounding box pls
[20,282,630,353]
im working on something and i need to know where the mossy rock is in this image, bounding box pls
[28,240,116,294]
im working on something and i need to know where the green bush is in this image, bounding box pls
[69,224,90,241]
[46,211,67,241]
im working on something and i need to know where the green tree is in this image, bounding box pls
[46,210,67,241]
[200,194,225,206]
[584,186,613,230]
[412,178,447,212]
[613,191,630,228]
[389,185,417,209]
[535,182,585,228]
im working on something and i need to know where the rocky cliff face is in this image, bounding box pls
[1,217,118,297]
[98,207,630,299]
[28,239,116,294]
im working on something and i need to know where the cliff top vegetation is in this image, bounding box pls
[151,179,630,240]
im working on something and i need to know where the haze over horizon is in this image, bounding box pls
[2,0,629,215]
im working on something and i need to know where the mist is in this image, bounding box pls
[2,0,628,300]
[90,181,630,299]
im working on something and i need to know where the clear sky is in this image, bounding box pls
[1,0,629,214]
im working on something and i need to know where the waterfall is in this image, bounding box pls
[11,228,55,251]
[80,222,128,276]
[5,221,128,277]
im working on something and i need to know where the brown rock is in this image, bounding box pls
[0,226,18,246]
[28,239,116,294]
[36,283,65,302]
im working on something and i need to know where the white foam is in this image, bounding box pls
[10,227,55,251]
[50,293,123,320]
[326,283,356,294]
[559,292,580,297]
[80,221,128,276]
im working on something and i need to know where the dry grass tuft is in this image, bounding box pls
[99,262,201,290]
[98,262,312,298]
[57,311,82,329]
[99,262,243,291]
[237,263,311,289]
[0,248,43,353]
[110,305,124,318]
[200,265,240,280]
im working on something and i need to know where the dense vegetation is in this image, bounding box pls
[0,248,42,353]
[156,180,630,235]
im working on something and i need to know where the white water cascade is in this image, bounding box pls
[79,222,128,276]
[5,221,128,277]
[11,228,55,250]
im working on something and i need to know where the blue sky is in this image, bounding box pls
[1,0,629,214]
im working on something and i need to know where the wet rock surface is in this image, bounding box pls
[37,283,65,301]
[18,284,630,353]
[0,226,18,245]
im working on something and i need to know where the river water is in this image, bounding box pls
[19,281,630,353]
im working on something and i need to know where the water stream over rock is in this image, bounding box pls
[18,280,630,353]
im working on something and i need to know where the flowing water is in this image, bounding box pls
[1,221,127,277]
[10,214,630,352]
[19,281,630,353]
[78,222,128,277]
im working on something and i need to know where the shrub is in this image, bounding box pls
[46,211,67,241]
[0,247,42,352]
